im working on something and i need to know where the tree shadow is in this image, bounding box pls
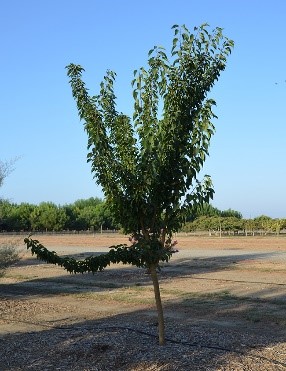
[1,250,286,300]
[1,252,152,298]
[164,250,285,276]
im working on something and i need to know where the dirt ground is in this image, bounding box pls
[1,234,286,370]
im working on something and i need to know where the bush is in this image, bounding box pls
[0,240,20,276]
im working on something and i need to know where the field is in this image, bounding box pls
[1,234,286,370]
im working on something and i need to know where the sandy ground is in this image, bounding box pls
[1,234,286,370]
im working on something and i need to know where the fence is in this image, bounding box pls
[1,229,286,238]
[0,229,119,237]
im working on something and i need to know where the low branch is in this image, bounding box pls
[24,236,174,274]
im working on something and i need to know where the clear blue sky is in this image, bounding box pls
[1,0,285,218]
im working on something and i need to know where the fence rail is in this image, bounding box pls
[0,230,119,236]
[1,229,286,237]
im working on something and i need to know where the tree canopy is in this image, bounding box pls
[66,23,234,242]
[25,24,234,345]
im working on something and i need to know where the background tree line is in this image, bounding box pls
[0,197,118,232]
[183,204,286,236]
[1,198,285,234]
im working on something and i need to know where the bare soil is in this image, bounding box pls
[1,234,286,370]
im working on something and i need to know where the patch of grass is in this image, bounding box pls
[72,286,155,305]
[176,290,286,326]
[179,290,237,309]
[44,277,124,289]
[4,273,38,280]
[183,290,234,300]
[109,289,154,305]
[245,306,286,325]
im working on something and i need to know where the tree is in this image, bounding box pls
[0,158,17,188]
[269,218,284,235]
[77,205,101,230]
[254,215,273,235]
[93,202,118,231]
[0,200,14,231]
[25,24,234,344]
[73,197,102,209]
[188,203,242,221]
[221,216,243,234]
[188,203,221,221]
[63,198,112,231]
[243,218,256,236]
[30,202,67,231]
[11,203,35,231]
[72,197,113,231]
[220,208,242,219]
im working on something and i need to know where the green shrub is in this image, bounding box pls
[0,240,20,276]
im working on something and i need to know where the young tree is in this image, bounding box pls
[25,24,234,345]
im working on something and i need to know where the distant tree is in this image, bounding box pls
[221,216,243,233]
[270,218,284,235]
[73,197,102,209]
[188,204,242,221]
[184,215,243,235]
[0,158,17,188]
[189,203,221,220]
[63,204,84,230]
[254,215,273,235]
[220,208,242,219]
[63,198,112,231]
[281,219,286,230]
[0,200,14,231]
[30,202,67,231]
[25,24,234,344]
[193,215,218,231]
[243,218,256,236]
[63,198,105,230]
[12,203,35,231]
[93,202,117,231]
[77,205,101,230]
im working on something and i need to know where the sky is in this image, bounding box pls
[0,0,285,218]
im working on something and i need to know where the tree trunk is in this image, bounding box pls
[149,264,165,345]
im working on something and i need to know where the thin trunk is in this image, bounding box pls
[140,216,149,240]
[149,264,165,345]
[161,229,166,246]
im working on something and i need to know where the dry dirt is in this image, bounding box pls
[1,234,286,370]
